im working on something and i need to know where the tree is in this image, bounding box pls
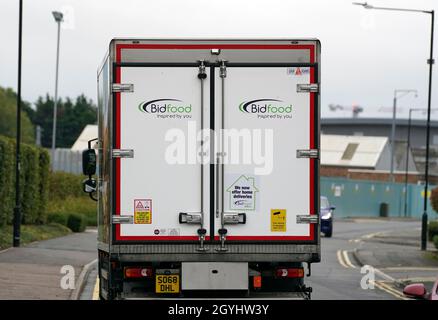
[430,186,438,215]
[34,94,97,148]
[0,87,35,144]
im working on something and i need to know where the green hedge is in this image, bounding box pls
[48,171,84,199]
[0,135,50,226]
[0,136,14,226]
[428,221,438,242]
[433,235,438,250]
[67,213,86,232]
[47,171,97,228]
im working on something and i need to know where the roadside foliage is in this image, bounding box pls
[0,135,49,225]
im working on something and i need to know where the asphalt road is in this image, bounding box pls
[80,219,438,300]
[307,219,435,300]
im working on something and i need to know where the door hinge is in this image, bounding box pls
[296,215,319,224]
[112,215,134,224]
[296,149,319,159]
[219,60,227,78]
[111,83,134,93]
[112,149,134,158]
[297,83,319,93]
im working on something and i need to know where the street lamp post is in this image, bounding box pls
[13,0,23,247]
[390,90,418,183]
[51,11,63,171]
[353,2,435,251]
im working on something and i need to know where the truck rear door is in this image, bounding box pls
[114,65,210,241]
[214,63,318,244]
[111,42,319,249]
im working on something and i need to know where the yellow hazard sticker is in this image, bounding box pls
[271,209,286,232]
[134,199,152,224]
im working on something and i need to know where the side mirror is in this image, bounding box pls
[403,283,428,299]
[82,178,97,201]
[82,149,96,176]
[82,178,97,193]
[330,206,336,211]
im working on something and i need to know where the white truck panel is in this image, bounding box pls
[217,67,312,239]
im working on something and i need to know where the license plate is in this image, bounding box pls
[155,275,180,293]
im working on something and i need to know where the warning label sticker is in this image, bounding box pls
[226,174,259,211]
[287,67,310,76]
[271,209,286,232]
[134,199,152,224]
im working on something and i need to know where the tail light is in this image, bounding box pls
[253,275,262,288]
[275,268,304,278]
[124,267,153,279]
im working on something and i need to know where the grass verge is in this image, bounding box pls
[47,196,97,227]
[0,223,71,250]
[424,251,438,263]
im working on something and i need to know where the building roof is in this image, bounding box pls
[71,124,98,151]
[321,134,388,168]
[322,117,438,128]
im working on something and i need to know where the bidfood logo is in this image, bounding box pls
[138,99,192,119]
[239,99,293,119]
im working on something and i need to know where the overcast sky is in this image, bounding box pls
[1,0,438,119]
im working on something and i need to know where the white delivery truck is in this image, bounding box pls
[82,39,321,299]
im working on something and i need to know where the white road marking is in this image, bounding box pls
[398,276,438,282]
[337,250,349,268]
[342,250,357,269]
[374,281,408,300]
[373,266,397,283]
[380,267,438,272]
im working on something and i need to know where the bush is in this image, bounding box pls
[67,213,86,232]
[434,235,438,250]
[20,143,40,224]
[37,149,50,223]
[47,196,97,227]
[0,135,50,226]
[0,136,14,226]
[47,212,68,226]
[49,171,84,200]
[428,221,438,241]
[431,187,438,214]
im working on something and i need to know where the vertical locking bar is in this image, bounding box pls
[217,60,228,252]
[197,61,208,251]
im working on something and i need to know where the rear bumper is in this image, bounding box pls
[117,252,320,263]
[121,292,308,300]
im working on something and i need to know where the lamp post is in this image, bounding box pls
[390,90,418,183]
[404,108,438,217]
[353,2,434,251]
[51,11,63,171]
[13,0,23,247]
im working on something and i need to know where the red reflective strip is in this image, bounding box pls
[275,268,304,278]
[124,267,152,278]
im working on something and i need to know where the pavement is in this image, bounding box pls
[0,228,97,300]
[354,227,437,269]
